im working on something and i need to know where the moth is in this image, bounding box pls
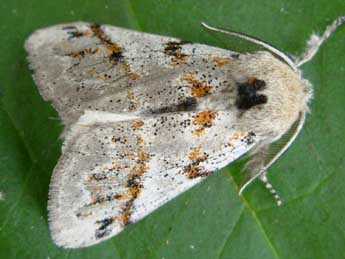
[25,17,344,248]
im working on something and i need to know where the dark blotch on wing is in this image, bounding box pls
[95,217,114,239]
[90,23,124,63]
[164,40,191,62]
[150,97,197,114]
[63,26,87,40]
[242,131,256,145]
[109,51,124,62]
[164,40,190,55]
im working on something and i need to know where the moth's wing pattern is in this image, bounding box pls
[25,22,259,248]
[49,110,258,248]
[25,22,238,127]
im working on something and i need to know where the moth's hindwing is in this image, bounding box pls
[48,110,257,248]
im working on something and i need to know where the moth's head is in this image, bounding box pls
[230,51,313,140]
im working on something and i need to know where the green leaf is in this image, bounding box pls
[1,1,345,258]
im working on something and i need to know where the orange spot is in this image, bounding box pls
[138,150,150,163]
[128,104,138,111]
[183,164,206,179]
[129,185,140,198]
[188,146,207,162]
[164,41,190,65]
[193,111,217,127]
[114,193,131,200]
[131,120,144,129]
[230,132,247,141]
[212,56,231,67]
[122,59,142,81]
[92,186,101,193]
[128,72,142,80]
[171,54,189,65]
[111,162,128,170]
[247,77,257,84]
[181,72,212,97]
[136,136,144,145]
[116,210,130,225]
[105,43,122,53]
[66,48,98,58]
[130,164,149,175]
[90,24,109,43]
[192,128,205,137]
[127,91,140,111]
[117,141,151,226]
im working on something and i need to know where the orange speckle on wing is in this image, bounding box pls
[193,111,217,127]
[128,72,142,80]
[137,150,150,163]
[117,143,151,225]
[131,120,144,129]
[127,91,135,99]
[123,62,142,81]
[192,128,205,137]
[181,72,212,97]
[66,48,98,58]
[114,193,131,200]
[111,162,129,170]
[184,164,203,178]
[212,56,231,67]
[247,77,257,84]
[116,210,130,225]
[105,43,122,53]
[128,185,141,199]
[164,41,190,65]
[188,146,207,162]
[131,164,150,175]
[183,164,211,179]
[92,186,101,193]
[127,91,140,111]
[230,132,247,141]
[136,136,144,145]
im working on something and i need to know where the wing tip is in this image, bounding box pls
[24,21,92,52]
[47,166,126,249]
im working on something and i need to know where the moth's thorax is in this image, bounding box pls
[230,52,312,140]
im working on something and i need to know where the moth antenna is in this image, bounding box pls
[201,22,297,70]
[295,16,345,67]
[260,174,283,206]
[239,112,306,196]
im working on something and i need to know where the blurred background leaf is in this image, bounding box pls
[0,0,345,258]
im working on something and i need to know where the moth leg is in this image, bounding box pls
[239,147,283,206]
[239,112,307,205]
[295,16,345,67]
[259,174,283,206]
[238,144,269,195]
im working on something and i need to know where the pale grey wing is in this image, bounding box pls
[48,110,258,248]
[25,22,238,126]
